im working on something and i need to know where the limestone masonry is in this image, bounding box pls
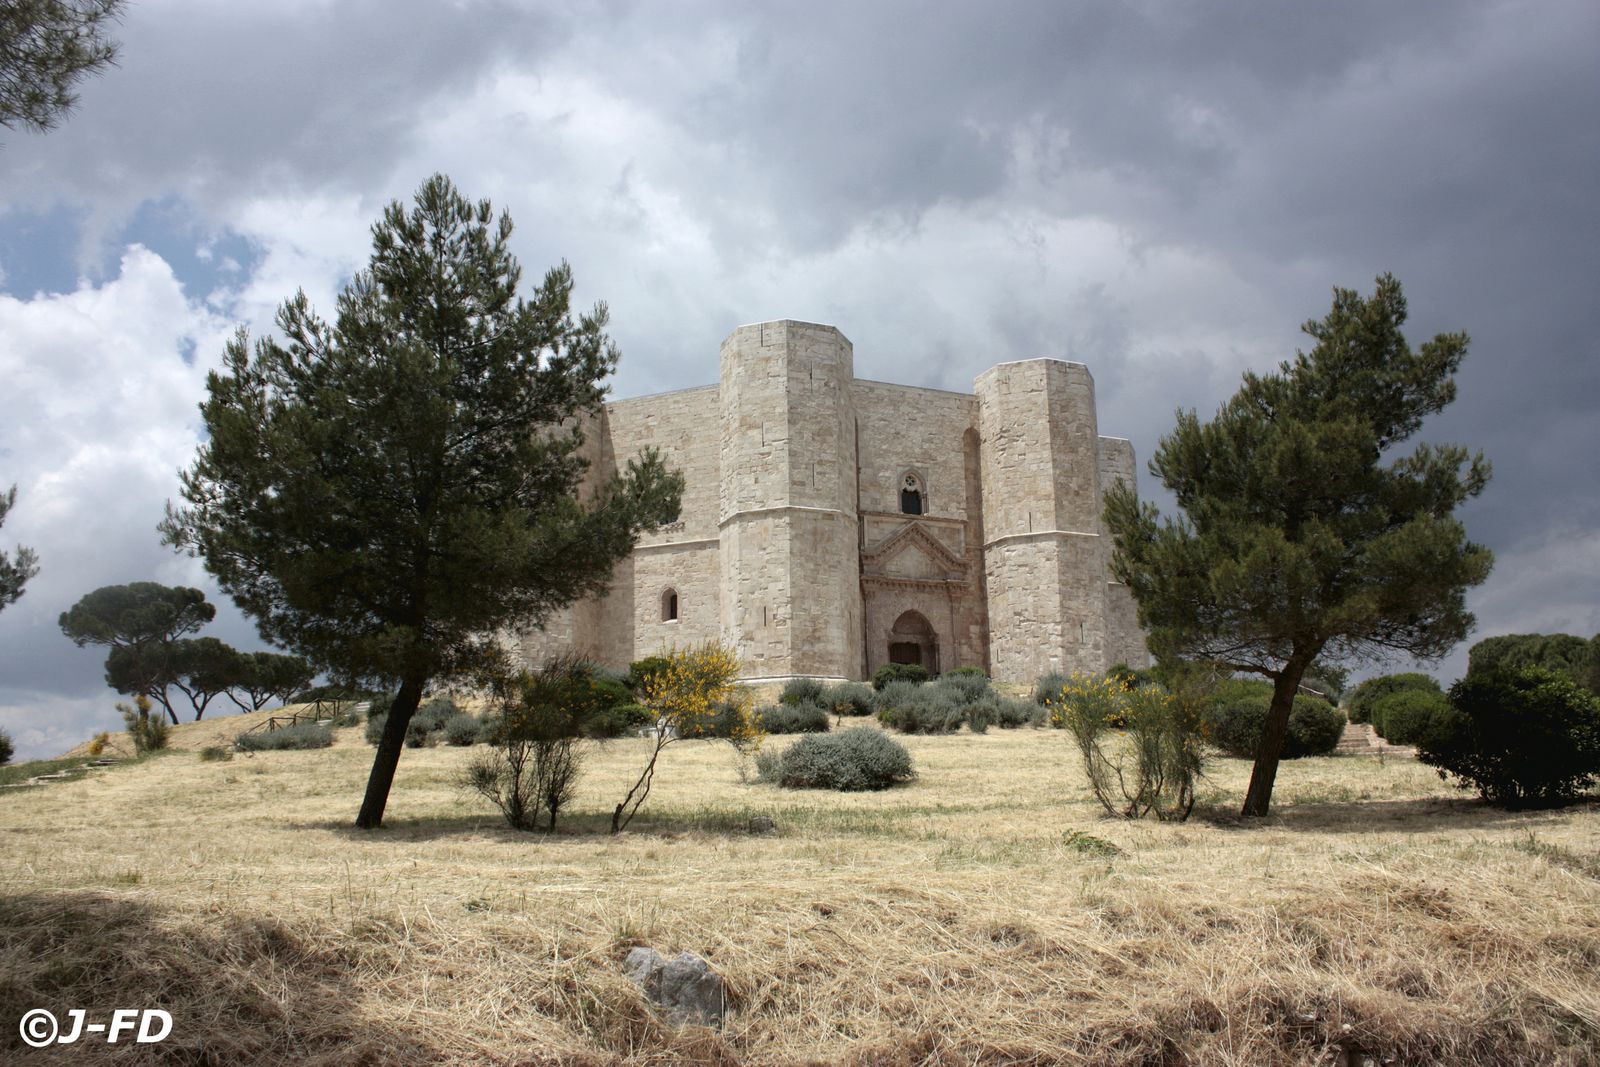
[520,320,1148,685]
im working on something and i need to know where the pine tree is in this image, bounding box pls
[0,485,38,611]
[0,0,123,134]
[163,174,682,829]
[1105,274,1493,816]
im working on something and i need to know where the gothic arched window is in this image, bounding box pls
[899,473,924,516]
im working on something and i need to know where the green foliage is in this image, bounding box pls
[464,661,595,831]
[1371,688,1451,745]
[779,677,826,707]
[944,666,988,680]
[768,727,914,791]
[935,671,990,704]
[198,746,232,763]
[0,485,39,613]
[61,582,217,723]
[675,699,746,740]
[1055,675,1206,820]
[1348,673,1441,724]
[236,723,333,752]
[756,703,830,734]
[625,656,671,694]
[1203,692,1344,759]
[1418,669,1600,808]
[161,175,683,830]
[443,714,481,747]
[871,663,929,690]
[0,0,123,133]
[364,713,388,747]
[1034,672,1067,706]
[0,728,12,765]
[820,682,875,717]
[582,703,652,739]
[117,696,167,754]
[230,653,316,712]
[874,681,967,734]
[1468,634,1598,694]
[1104,275,1493,816]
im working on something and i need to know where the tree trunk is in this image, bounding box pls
[355,674,426,829]
[1241,660,1311,818]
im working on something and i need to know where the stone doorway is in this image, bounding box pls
[888,610,939,675]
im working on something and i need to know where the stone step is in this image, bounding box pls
[1334,722,1416,758]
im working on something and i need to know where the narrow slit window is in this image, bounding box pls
[661,588,679,622]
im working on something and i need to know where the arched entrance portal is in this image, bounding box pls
[888,610,939,674]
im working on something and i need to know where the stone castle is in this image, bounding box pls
[520,319,1148,686]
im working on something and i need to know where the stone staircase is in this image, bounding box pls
[1334,722,1416,758]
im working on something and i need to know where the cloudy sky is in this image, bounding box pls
[1,0,1595,758]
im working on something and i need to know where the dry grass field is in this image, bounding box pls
[1,719,1596,1065]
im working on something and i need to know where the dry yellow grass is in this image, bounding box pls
[2,722,1597,1065]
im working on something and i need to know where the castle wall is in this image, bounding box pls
[1096,436,1150,668]
[975,360,1109,682]
[719,322,862,681]
[519,321,1146,686]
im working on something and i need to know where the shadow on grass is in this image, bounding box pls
[1191,795,1592,833]
[0,890,441,1065]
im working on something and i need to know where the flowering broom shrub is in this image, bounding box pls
[1053,673,1204,821]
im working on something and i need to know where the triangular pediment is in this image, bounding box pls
[862,521,968,581]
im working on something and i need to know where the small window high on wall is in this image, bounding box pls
[661,588,679,622]
[900,473,924,515]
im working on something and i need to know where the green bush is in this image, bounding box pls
[874,682,966,734]
[365,692,394,720]
[1203,692,1343,759]
[757,703,830,734]
[677,699,746,740]
[0,728,11,766]
[625,656,671,694]
[934,671,990,704]
[1033,672,1067,705]
[583,703,652,739]
[944,666,987,679]
[198,746,232,762]
[443,713,481,746]
[989,696,1041,729]
[821,682,874,717]
[1347,673,1441,724]
[365,712,388,746]
[236,722,333,751]
[1419,668,1600,808]
[1371,688,1450,745]
[779,677,827,706]
[769,727,914,791]
[871,663,929,690]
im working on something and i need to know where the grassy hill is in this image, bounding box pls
[1,724,1595,1064]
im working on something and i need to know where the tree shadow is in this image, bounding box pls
[1191,795,1595,834]
[0,890,442,1065]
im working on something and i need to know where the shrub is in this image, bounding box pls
[236,722,333,751]
[443,713,481,746]
[821,682,875,717]
[405,716,437,748]
[1418,668,1600,808]
[0,728,11,765]
[198,745,233,762]
[779,677,827,706]
[1371,688,1451,745]
[1347,673,1441,724]
[757,703,830,734]
[118,696,167,754]
[944,666,987,679]
[365,692,394,720]
[1204,692,1343,759]
[1034,672,1067,706]
[86,732,109,757]
[676,698,749,740]
[625,656,671,694]
[990,696,1041,729]
[771,727,914,791]
[875,682,966,734]
[463,661,594,831]
[934,671,990,704]
[871,663,929,690]
[583,703,652,739]
[1057,674,1205,820]
[365,712,388,746]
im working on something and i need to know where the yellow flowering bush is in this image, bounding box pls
[1053,671,1204,821]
